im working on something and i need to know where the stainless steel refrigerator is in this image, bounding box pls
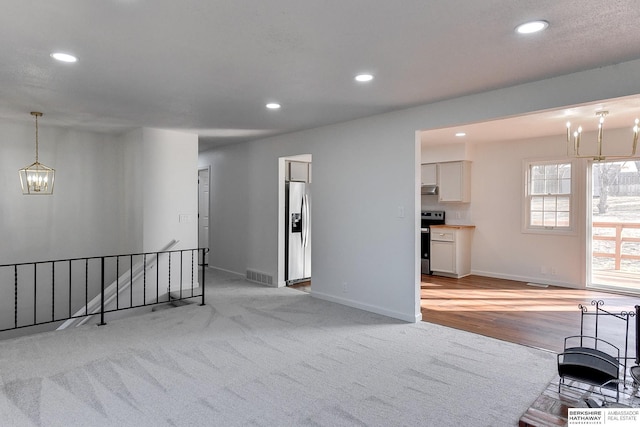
[285,181,311,283]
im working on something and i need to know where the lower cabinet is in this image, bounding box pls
[430,226,474,278]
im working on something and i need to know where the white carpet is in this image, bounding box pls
[0,269,557,426]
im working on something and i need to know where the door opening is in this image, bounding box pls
[277,154,312,289]
[589,159,640,293]
[198,167,210,266]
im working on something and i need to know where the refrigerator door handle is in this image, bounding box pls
[302,193,309,248]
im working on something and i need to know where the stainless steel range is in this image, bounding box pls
[421,210,445,274]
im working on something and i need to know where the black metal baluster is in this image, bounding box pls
[51,262,55,322]
[14,265,18,328]
[200,248,206,306]
[68,260,72,319]
[191,249,194,298]
[156,252,159,304]
[85,259,89,316]
[168,253,171,302]
[99,257,106,326]
[116,257,120,310]
[130,255,133,307]
[180,250,183,300]
[143,254,147,305]
[33,264,37,325]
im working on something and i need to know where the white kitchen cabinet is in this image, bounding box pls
[288,161,310,182]
[437,161,471,203]
[430,225,474,278]
[420,163,437,186]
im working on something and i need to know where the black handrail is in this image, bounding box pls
[0,248,207,333]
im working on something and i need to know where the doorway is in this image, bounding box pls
[589,159,640,293]
[277,154,312,288]
[198,167,210,266]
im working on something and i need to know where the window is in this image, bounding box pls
[524,160,573,232]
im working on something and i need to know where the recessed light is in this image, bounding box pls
[355,73,374,82]
[266,103,281,110]
[455,132,466,137]
[50,52,78,63]
[515,20,549,34]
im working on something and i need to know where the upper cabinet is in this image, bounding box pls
[420,163,437,186]
[437,161,471,203]
[287,161,311,182]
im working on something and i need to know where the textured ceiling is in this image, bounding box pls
[1,1,640,150]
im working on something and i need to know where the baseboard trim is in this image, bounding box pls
[470,270,582,289]
[311,290,420,323]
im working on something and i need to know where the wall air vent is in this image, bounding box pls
[246,269,273,286]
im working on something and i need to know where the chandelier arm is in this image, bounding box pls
[563,111,640,160]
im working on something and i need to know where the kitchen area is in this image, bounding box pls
[420,160,475,278]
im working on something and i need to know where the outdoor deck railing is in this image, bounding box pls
[592,221,640,270]
[0,248,207,333]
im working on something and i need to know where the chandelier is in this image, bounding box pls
[565,111,640,161]
[18,112,55,195]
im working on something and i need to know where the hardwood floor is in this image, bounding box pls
[421,274,639,355]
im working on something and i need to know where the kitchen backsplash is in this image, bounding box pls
[421,197,472,225]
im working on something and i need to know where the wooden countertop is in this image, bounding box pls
[430,224,476,229]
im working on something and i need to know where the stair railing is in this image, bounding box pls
[0,247,207,333]
[57,240,180,329]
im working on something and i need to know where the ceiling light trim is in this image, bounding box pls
[50,52,78,63]
[515,20,549,35]
[355,73,374,83]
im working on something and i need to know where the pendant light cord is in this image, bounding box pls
[34,113,39,163]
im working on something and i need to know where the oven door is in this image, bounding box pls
[421,228,430,274]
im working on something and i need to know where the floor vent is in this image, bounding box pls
[246,270,273,286]
[526,282,549,288]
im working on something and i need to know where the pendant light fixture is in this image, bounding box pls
[565,111,640,161]
[19,112,55,195]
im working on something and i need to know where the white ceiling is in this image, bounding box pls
[421,95,640,146]
[2,1,640,150]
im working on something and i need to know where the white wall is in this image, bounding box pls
[0,119,127,264]
[467,134,585,286]
[0,123,199,335]
[200,58,640,323]
[141,128,198,252]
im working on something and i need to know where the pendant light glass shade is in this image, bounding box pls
[19,112,55,195]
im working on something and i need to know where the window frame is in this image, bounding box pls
[522,158,576,235]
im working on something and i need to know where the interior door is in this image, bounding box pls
[198,168,210,265]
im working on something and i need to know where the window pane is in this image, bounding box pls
[526,161,572,230]
[530,211,543,226]
[531,165,545,178]
[557,211,570,227]
[544,164,558,179]
[543,196,557,211]
[557,196,570,212]
[543,212,556,227]
[531,196,544,211]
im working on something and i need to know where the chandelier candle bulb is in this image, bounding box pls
[633,118,639,155]
[563,110,639,161]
